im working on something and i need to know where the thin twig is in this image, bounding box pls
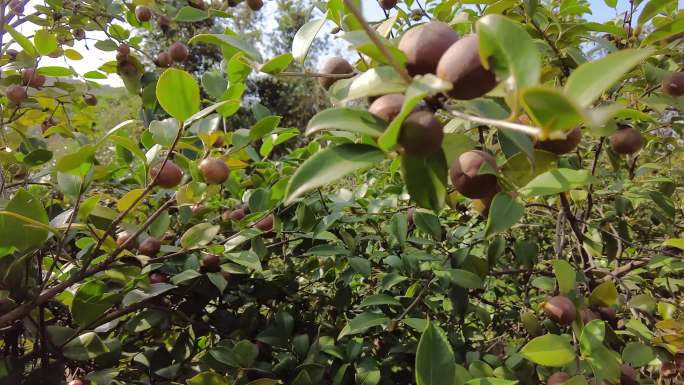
[446,109,541,136]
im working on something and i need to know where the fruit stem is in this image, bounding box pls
[342,0,412,83]
[446,108,541,136]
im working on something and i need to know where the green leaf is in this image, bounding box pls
[564,49,653,108]
[415,321,456,385]
[477,14,540,94]
[180,223,220,249]
[121,283,176,307]
[187,372,230,385]
[63,332,109,361]
[175,6,209,22]
[305,108,387,137]
[588,281,618,307]
[349,257,371,277]
[580,320,621,384]
[435,269,485,289]
[622,342,654,367]
[359,294,402,308]
[38,66,75,76]
[389,213,408,248]
[260,53,293,74]
[401,151,448,211]
[465,379,517,385]
[484,193,524,238]
[552,260,576,295]
[498,129,534,161]
[149,119,181,146]
[638,0,676,25]
[338,313,389,339]
[34,30,58,56]
[356,358,381,385]
[332,66,408,102]
[285,144,385,204]
[156,68,200,123]
[519,168,594,197]
[520,334,575,367]
[190,33,262,62]
[413,210,443,241]
[250,116,281,140]
[501,150,558,189]
[521,87,583,134]
[0,190,49,251]
[663,238,684,250]
[72,281,117,326]
[4,24,37,56]
[378,74,451,151]
[292,16,327,63]
[641,17,684,46]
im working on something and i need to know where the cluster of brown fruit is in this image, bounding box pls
[156,42,190,68]
[8,0,23,15]
[149,156,230,188]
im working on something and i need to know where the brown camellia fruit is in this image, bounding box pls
[67,379,85,385]
[547,372,571,385]
[118,43,131,56]
[41,118,56,131]
[247,0,264,11]
[230,207,247,221]
[157,52,173,68]
[150,160,183,188]
[149,272,168,284]
[255,214,274,232]
[662,72,684,97]
[318,57,353,90]
[398,21,459,76]
[22,68,46,88]
[157,15,171,31]
[620,364,636,385]
[535,127,582,155]
[116,231,138,250]
[379,0,398,9]
[189,0,206,9]
[6,49,18,61]
[9,0,23,15]
[661,362,677,378]
[6,85,27,104]
[199,158,230,185]
[139,238,161,257]
[169,42,189,62]
[84,93,97,106]
[597,306,617,328]
[450,150,498,199]
[73,28,85,41]
[399,110,444,157]
[436,34,497,100]
[407,207,415,227]
[580,308,598,324]
[543,295,576,326]
[201,254,221,273]
[610,126,643,155]
[135,6,152,22]
[368,93,404,122]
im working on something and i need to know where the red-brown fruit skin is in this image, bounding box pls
[436,35,497,100]
[580,308,598,324]
[535,127,582,155]
[199,158,230,185]
[157,15,171,31]
[6,85,27,104]
[157,52,173,68]
[201,254,221,273]
[675,352,684,372]
[407,207,415,227]
[118,44,131,56]
[379,0,398,9]
[547,372,571,385]
[169,42,189,62]
[116,231,138,250]
[662,72,684,97]
[135,6,152,22]
[255,214,274,232]
[450,150,498,199]
[22,68,46,88]
[620,364,636,385]
[150,161,183,188]
[543,295,576,326]
[398,21,459,76]
[318,57,353,90]
[661,362,677,378]
[67,380,85,385]
[84,94,98,106]
[246,0,264,10]
[399,110,444,157]
[610,126,644,155]
[149,272,168,284]
[368,94,405,122]
[230,208,247,221]
[139,238,161,257]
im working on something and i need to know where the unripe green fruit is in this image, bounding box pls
[169,42,189,62]
[135,6,152,22]
[318,57,353,90]
[543,295,576,326]
[157,52,173,68]
[535,127,582,155]
[368,93,404,122]
[436,34,497,100]
[450,150,498,199]
[139,238,161,257]
[6,85,27,104]
[150,160,183,188]
[398,21,459,76]
[662,71,684,97]
[247,0,264,10]
[199,158,230,185]
[399,110,444,157]
[610,126,643,155]
[547,372,571,385]
[255,214,274,232]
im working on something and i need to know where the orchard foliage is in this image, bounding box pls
[0,0,683,385]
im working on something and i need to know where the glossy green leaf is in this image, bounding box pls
[175,6,209,22]
[34,30,58,56]
[292,16,327,63]
[484,192,524,237]
[415,321,456,385]
[580,320,621,384]
[501,150,558,188]
[359,294,402,308]
[552,260,576,295]
[306,108,387,137]
[250,116,281,140]
[4,24,37,56]
[519,168,593,197]
[338,313,389,339]
[622,342,654,367]
[260,53,293,74]
[521,87,583,134]
[180,223,220,249]
[63,332,109,361]
[187,372,230,385]
[334,66,408,102]
[435,269,485,289]
[156,69,200,123]
[285,143,385,204]
[401,151,448,212]
[38,66,75,76]
[190,33,262,62]
[638,0,676,25]
[641,17,684,46]
[0,190,50,251]
[588,281,618,307]
[520,334,575,367]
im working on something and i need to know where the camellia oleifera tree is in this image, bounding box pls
[1,0,683,385]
